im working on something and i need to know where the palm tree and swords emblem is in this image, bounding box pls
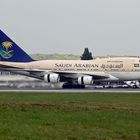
[0,41,14,59]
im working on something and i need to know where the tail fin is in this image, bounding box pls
[0,30,34,62]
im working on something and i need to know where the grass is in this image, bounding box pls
[0,92,139,140]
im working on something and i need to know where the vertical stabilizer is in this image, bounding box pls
[0,30,34,62]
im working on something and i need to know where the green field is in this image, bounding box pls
[0,92,139,140]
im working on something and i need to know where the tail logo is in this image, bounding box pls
[0,41,14,59]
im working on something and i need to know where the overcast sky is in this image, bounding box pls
[1,0,140,56]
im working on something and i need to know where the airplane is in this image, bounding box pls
[1,30,140,88]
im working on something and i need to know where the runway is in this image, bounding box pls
[0,88,140,93]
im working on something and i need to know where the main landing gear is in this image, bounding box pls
[62,82,85,89]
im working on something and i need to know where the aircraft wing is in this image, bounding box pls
[0,63,110,81]
[52,71,109,79]
[0,64,46,80]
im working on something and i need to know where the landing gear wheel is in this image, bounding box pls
[62,83,85,89]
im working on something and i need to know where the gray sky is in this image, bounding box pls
[1,0,140,56]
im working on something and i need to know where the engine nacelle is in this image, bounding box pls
[78,76,93,85]
[44,73,60,83]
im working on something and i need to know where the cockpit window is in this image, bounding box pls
[134,64,139,67]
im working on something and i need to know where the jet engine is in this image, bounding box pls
[78,76,93,85]
[44,73,60,83]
